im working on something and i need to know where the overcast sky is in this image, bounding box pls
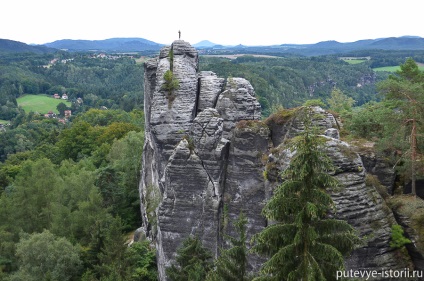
[2,0,423,46]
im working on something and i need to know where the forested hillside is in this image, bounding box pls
[0,52,143,121]
[43,38,164,53]
[0,39,56,54]
[3,48,423,121]
[200,55,381,115]
[0,109,158,281]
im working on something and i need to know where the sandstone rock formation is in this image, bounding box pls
[140,40,263,279]
[357,148,397,195]
[139,40,413,280]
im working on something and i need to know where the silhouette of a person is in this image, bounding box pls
[178,30,181,39]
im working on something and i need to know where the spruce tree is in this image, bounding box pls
[166,236,212,281]
[206,212,251,281]
[252,111,359,281]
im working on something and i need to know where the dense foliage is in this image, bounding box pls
[0,108,155,280]
[10,230,82,281]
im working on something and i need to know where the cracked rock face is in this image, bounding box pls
[216,78,262,139]
[139,40,262,280]
[324,138,409,272]
[157,139,219,269]
[197,71,225,112]
[139,41,411,280]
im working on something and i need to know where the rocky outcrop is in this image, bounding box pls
[263,108,412,276]
[325,139,406,272]
[139,41,413,280]
[387,195,424,274]
[358,148,397,195]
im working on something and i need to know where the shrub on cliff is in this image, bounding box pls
[390,224,411,249]
[161,70,179,107]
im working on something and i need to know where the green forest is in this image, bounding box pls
[1,48,424,280]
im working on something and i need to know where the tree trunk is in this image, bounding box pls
[411,118,417,196]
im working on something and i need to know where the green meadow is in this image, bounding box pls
[17,94,71,114]
[373,66,402,72]
[373,64,424,72]
[343,59,368,64]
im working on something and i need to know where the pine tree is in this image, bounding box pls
[252,111,359,281]
[377,58,424,196]
[166,236,212,281]
[206,212,251,281]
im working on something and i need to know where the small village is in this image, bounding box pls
[42,93,80,124]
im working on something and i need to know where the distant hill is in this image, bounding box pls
[2,36,424,56]
[198,36,424,56]
[368,37,424,49]
[44,38,164,52]
[0,38,56,54]
[193,40,218,48]
[309,37,424,51]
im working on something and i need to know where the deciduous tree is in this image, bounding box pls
[11,230,82,281]
[327,87,355,114]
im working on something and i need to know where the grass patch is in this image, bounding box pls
[0,120,9,125]
[373,66,402,72]
[343,59,367,64]
[17,94,71,114]
[265,106,301,126]
[373,65,424,72]
[236,120,268,133]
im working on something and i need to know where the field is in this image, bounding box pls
[202,54,280,60]
[373,63,424,72]
[17,94,71,114]
[340,57,370,65]
[373,66,402,72]
[343,59,368,64]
